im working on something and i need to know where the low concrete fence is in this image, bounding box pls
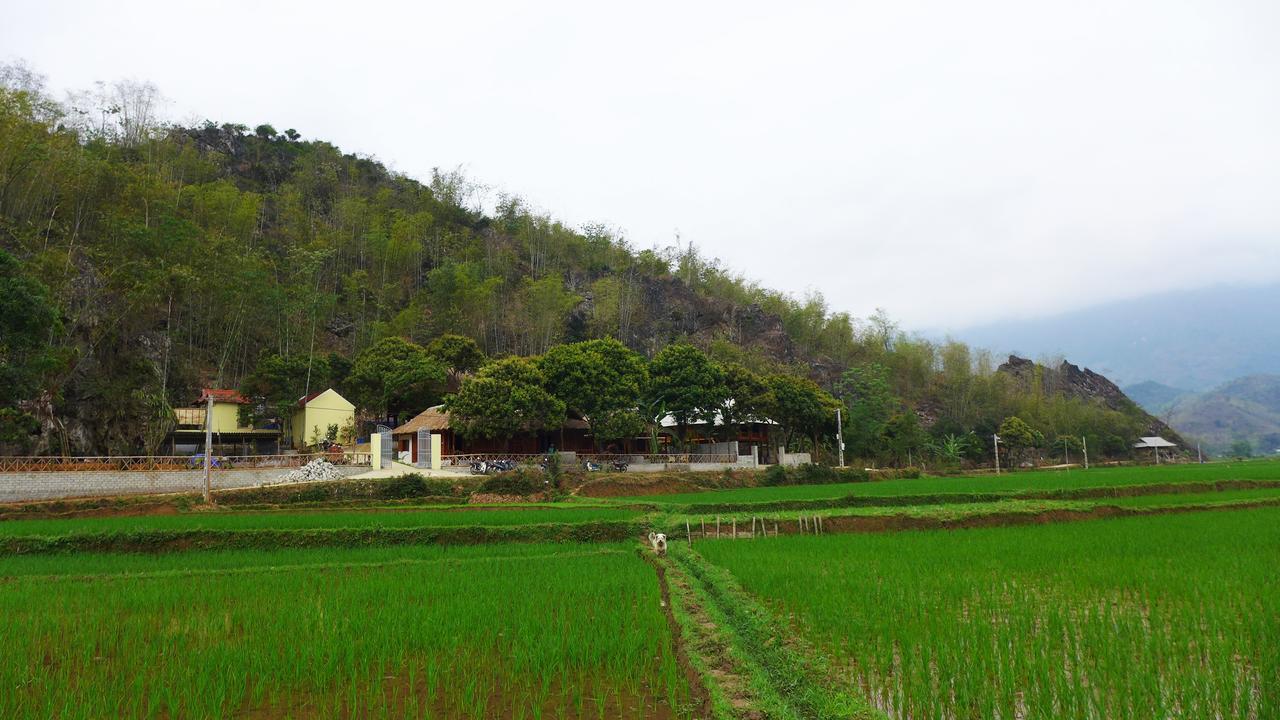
[0,454,369,503]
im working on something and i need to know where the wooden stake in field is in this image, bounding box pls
[732,518,736,539]
[774,521,779,537]
[716,516,720,539]
[686,521,692,547]
[701,518,705,538]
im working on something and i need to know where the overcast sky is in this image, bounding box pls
[5,0,1279,330]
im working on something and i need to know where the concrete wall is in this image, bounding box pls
[291,388,355,449]
[779,452,812,466]
[0,465,366,503]
[208,401,258,434]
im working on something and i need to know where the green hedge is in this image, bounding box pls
[213,473,464,506]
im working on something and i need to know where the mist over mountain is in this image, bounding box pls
[951,283,1280,391]
[1164,375,1280,456]
[1123,381,1194,415]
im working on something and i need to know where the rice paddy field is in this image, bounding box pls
[0,542,693,719]
[4,459,1279,719]
[696,507,1280,719]
[620,459,1280,505]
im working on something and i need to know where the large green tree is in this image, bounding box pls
[0,250,62,449]
[998,416,1043,468]
[539,338,647,449]
[837,363,896,460]
[239,353,331,430]
[647,344,727,449]
[765,374,839,457]
[346,338,446,420]
[444,357,566,447]
[426,334,487,386]
[716,363,773,443]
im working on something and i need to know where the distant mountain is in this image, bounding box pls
[1123,381,1193,415]
[1165,375,1280,456]
[953,283,1280,391]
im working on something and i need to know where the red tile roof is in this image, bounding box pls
[198,388,247,404]
[298,390,325,407]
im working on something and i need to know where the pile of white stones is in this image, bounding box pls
[273,458,344,484]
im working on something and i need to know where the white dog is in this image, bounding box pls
[648,532,668,557]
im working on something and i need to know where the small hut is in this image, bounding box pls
[1133,436,1177,464]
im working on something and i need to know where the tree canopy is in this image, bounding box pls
[444,357,566,445]
[346,338,446,420]
[647,344,727,447]
[539,338,647,448]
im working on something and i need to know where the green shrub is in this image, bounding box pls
[832,466,870,483]
[762,464,789,486]
[796,463,837,484]
[479,472,542,496]
[381,473,457,498]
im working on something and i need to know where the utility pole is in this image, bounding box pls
[1082,435,1089,469]
[1197,443,1203,464]
[203,393,213,504]
[993,433,1001,474]
[835,407,845,468]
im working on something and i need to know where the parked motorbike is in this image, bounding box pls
[610,460,629,472]
[583,460,603,472]
[488,459,518,473]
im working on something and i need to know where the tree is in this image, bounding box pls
[716,363,773,443]
[426,334,486,384]
[239,353,330,431]
[444,357,566,447]
[1230,439,1253,458]
[765,374,839,458]
[1053,435,1083,463]
[930,432,978,465]
[647,344,727,449]
[837,363,895,460]
[882,412,926,467]
[540,338,647,449]
[346,338,447,420]
[998,416,1043,468]
[0,250,62,447]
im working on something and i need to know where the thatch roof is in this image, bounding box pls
[393,405,452,434]
[393,405,589,435]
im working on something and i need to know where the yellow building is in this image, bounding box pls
[290,388,356,449]
[171,389,280,454]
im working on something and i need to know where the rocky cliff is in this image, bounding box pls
[997,355,1190,449]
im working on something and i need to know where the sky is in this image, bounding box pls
[5,0,1279,330]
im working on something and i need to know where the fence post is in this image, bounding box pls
[686,521,692,547]
[203,394,213,503]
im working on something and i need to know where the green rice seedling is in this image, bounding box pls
[622,458,1280,505]
[698,507,1280,719]
[0,542,692,719]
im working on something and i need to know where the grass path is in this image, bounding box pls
[655,544,883,719]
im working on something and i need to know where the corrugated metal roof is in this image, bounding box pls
[1134,436,1177,448]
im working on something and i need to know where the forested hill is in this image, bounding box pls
[0,71,1171,459]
